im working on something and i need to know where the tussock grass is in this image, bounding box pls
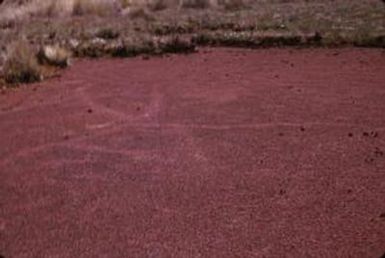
[72,0,119,16]
[219,0,245,11]
[2,41,72,85]
[76,35,196,58]
[111,39,155,57]
[0,0,120,21]
[120,0,131,8]
[125,7,154,20]
[95,28,120,39]
[148,0,168,11]
[192,31,322,47]
[37,45,72,68]
[158,36,196,53]
[3,41,42,84]
[180,0,211,9]
[179,0,246,9]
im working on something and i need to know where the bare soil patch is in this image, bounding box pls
[0,48,384,257]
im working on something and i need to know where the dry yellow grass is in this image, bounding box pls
[0,0,120,21]
[0,0,247,21]
[37,45,72,68]
[2,40,72,84]
[3,40,42,84]
[72,0,119,16]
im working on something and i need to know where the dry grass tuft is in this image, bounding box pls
[125,7,154,20]
[95,28,120,39]
[41,0,76,17]
[180,0,211,9]
[220,0,245,11]
[3,40,42,84]
[0,0,120,21]
[72,0,119,16]
[148,0,168,11]
[2,41,71,85]
[37,45,72,68]
[158,36,196,53]
[120,0,132,8]
[121,0,169,10]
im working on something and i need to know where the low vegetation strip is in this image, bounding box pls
[0,0,384,86]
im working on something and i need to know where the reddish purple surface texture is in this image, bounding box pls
[1,48,385,257]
